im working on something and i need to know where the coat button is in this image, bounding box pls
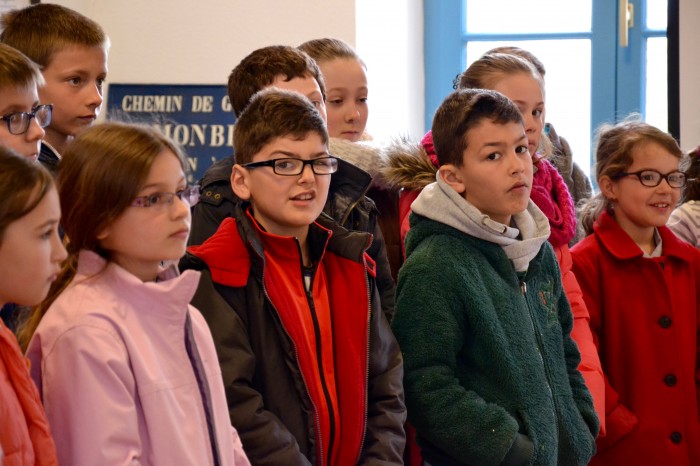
[658,316,672,328]
[670,431,683,444]
[664,374,677,386]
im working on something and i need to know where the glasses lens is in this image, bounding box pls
[667,172,686,188]
[312,157,338,174]
[35,105,52,128]
[8,112,30,135]
[639,171,661,187]
[274,159,302,175]
[180,186,200,206]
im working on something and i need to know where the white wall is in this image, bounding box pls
[49,0,425,141]
[55,0,356,84]
[356,0,425,141]
[679,0,700,150]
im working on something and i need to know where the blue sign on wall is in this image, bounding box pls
[106,84,236,183]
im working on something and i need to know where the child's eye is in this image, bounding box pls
[40,228,53,240]
[147,194,163,206]
[312,100,323,109]
[533,109,543,117]
[67,77,82,86]
[328,98,343,105]
[516,145,530,155]
[275,160,295,170]
[358,97,368,104]
[486,152,502,161]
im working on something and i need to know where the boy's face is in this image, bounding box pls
[40,45,108,147]
[0,85,44,161]
[269,74,327,122]
[440,119,532,225]
[231,133,331,239]
[321,58,368,142]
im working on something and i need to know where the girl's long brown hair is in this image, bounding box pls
[17,122,185,350]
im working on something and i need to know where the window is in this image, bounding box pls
[424,0,669,175]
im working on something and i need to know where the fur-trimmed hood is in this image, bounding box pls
[329,136,395,189]
[379,136,437,192]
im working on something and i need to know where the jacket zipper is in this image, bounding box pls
[355,242,373,463]
[258,250,326,466]
[520,278,562,448]
[304,282,336,466]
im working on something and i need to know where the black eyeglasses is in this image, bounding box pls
[242,156,339,176]
[131,186,200,209]
[612,169,688,188]
[0,104,53,135]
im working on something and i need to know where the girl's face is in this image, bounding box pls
[491,72,545,157]
[97,149,191,282]
[601,140,681,243]
[319,58,368,142]
[0,186,65,307]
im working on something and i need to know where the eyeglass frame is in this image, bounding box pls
[0,104,53,135]
[242,156,339,176]
[130,185,200,209]
[611,169,689,188]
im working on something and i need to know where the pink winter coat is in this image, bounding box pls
[572,211,700,465]
[26,250,250,466]
[0,322,57,466]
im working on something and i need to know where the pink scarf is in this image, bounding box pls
[531,158,576,247]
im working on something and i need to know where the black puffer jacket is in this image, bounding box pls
[181,205,406,466]
[188,156,396,320]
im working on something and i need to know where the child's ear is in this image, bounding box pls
[231,164,251,200]
[96,226,110,242]
[439,164,467,195]
[598,175,617,201]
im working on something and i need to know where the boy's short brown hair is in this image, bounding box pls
[0,3,108,68]
[0,43,43,90]
[432,89,523,167]
[227,45,325,118]
[233,89,328,165]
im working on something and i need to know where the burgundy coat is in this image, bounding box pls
[572,210,700,466]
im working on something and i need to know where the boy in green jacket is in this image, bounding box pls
[391,89,598,466]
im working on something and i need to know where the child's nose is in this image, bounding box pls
[345,104,359,122]
[86,84,104,108]
[52,232,67,263]
[26,117,45,142]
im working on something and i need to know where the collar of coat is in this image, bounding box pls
[594,210,691,261]
[187,207,375,287]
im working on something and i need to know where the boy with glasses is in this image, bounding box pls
[1,3,109,174]
[182,89,406,466]
[0,43,51,162]
[189,44,396,321]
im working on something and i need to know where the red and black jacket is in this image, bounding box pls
[182,204,405,466]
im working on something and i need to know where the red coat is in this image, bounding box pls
[0,322,57,466]
[572,211,700,465]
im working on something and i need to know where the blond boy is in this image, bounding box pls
[1,3,109,173]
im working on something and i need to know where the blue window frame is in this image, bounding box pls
[424,0,668,172]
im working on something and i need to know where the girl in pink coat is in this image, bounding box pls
[0,148,64,466]
[573,119,700,465]
[20,123,250,466]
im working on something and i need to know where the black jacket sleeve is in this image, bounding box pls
[366,221,397,322]
[358,284,406,465]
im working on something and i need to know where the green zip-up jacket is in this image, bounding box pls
[392,203,598,465]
